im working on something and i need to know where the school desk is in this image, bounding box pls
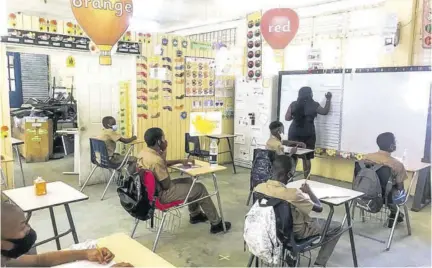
[98,233,175,267]
[284,146,315,179]
[2,181,88,250]
[206,134,238,174]
[405,161,431,212]
[170,160,227,231]
[56,129,79,176]
[286,179,364,267]
[1,155,14,189]
[11,137,26,186]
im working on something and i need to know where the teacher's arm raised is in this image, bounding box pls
[316,92,332,115]
[285,102,294,121]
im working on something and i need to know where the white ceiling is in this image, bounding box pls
[6,0,385,32]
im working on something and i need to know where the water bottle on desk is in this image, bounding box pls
[209,139,218,167]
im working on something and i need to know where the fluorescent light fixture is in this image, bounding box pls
[0,0,7,36]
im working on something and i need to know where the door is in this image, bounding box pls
[7,52,23,108]
[76,54,136,186]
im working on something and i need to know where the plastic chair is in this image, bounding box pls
[80,138,130,200]
[185,133,209,160]
[246,193,320,267]
[246,149,276,206]
[352,161,413,251]
[130,170,183,252]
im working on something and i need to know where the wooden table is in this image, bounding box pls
[2,181,89,250]
[206,134,238,174]
[170,160,227,231]
[405,161,431,212]
[56,129,80,176]
[11,137,26,186]
[286,179,364,267]
[98,233,175,267]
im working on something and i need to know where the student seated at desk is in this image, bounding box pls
[0,202,132,267]
[364,132,407,227]
[266,121,306,155]
[98,116,137,175]
[137,127,231,234]
[254,155,342,267]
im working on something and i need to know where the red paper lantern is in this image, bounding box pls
[261,8,299,50]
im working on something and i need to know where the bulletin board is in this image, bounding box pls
[185,57,215,97]
[135,34,235,163]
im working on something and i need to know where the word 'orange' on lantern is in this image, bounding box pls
[70,0,134,65]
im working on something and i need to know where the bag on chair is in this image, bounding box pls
[244,198,282,265]
[117,169,156,221]
[352,161,383,213]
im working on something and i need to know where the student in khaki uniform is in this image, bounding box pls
[137,127,231,234]
[266,121,306,155]
[255,155,342,267]
[364,132,408,227]
[97,116,137,174]
[1,203,133,268]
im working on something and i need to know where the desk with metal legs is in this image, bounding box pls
[287,179,364,267]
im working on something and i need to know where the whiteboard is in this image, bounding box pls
[278,71,344,150]
[341,68,431,162]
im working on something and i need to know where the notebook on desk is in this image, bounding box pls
[53,260,115,268]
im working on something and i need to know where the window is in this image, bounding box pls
[7,54,15,92]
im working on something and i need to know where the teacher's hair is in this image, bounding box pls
[293,87,314,126]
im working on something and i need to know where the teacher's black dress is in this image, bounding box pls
[288,100,319,159]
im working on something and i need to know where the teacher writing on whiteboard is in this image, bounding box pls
[285,86,332,179]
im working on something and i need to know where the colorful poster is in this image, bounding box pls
[189,112,222,136]
[185,57,215,97]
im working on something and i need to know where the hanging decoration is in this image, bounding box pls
[261,8,299,50]
[246,11,262,80]
[70,0,134,65]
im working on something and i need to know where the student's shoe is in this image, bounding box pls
[210,221,231,234]
[387,213,404,228]
[189,212,208,224]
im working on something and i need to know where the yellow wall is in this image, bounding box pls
[309,0,424,183]
[135,34,234,163]
[0,44,14,188]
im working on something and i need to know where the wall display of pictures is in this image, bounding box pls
[185,57,215,97]
[246,11,263,80]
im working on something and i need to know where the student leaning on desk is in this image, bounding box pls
[97,116,138,175]
[0,203,133,267]
[254,155,342,267]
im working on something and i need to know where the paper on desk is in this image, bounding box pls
[286,186,346,199]
[53,260,115,268]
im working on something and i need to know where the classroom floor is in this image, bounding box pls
[11,156,432,267]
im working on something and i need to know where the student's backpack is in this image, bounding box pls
[352,161,384,213]
[244,198,283,265]
[117,169,156,223]
[251,149,275,188]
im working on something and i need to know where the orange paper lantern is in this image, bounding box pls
[70,0,134,65]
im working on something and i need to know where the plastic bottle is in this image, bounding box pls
[209,139,218,166]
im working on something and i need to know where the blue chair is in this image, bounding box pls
[185,133,209,160]
[80,138,130,200]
